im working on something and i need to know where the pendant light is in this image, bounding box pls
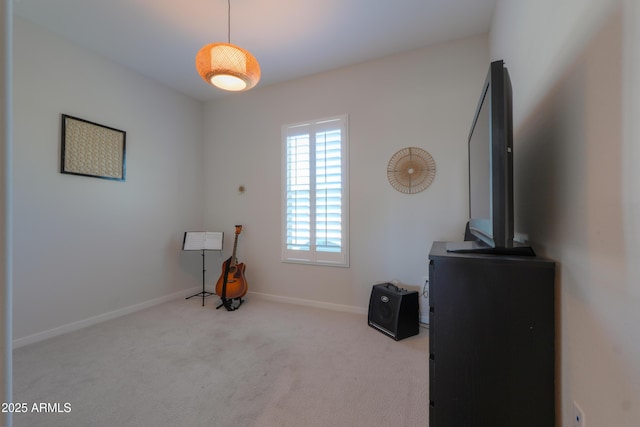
[195,0,260,91]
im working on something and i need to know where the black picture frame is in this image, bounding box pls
[60,114,126,181]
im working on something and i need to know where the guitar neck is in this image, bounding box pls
[230,235,239,268]
[229,225,242,269]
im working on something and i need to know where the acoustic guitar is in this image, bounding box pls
[215,225,247,309]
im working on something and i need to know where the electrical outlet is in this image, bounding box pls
[573,402,586,427]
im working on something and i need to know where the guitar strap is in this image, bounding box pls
[218,257,244,312]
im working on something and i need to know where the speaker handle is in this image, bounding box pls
[384,282,400,292]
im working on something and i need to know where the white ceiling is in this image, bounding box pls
[13,0,497,101]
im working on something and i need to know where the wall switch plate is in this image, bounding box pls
[573,402,586,427]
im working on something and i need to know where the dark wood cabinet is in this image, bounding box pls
[428,241,556,427]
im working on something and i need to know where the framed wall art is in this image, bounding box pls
[60,114,126,181]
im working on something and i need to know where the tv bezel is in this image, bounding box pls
[467,60,514,249]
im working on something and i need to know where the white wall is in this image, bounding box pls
[202,36,489,314]
[1,1,12,423]
[492,0,640,425]
[12,18,205,343]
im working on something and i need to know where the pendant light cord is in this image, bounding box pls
[227,0,231,43]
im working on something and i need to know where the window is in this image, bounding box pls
[282,115,349,266]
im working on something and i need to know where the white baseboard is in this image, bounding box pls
[247,291,368,315]
[13,287,201,349]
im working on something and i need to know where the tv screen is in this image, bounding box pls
[468,60,514,249]
[469,61,514,248]
[447,60,533,255]
[468,84,492,235]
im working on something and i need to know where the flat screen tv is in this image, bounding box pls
[448,60,533,256]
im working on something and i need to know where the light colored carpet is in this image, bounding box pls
[13,296,429,427]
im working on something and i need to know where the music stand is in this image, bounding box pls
[182,231,223,306]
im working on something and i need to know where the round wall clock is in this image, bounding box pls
[387,147,436,194]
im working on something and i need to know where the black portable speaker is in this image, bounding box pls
[368,283,419,340]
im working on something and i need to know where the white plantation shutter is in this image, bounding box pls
[282,116,349,266]
[285,128,311,251]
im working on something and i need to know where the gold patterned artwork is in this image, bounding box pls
[387,147,436,194]
[61,115,126,181]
